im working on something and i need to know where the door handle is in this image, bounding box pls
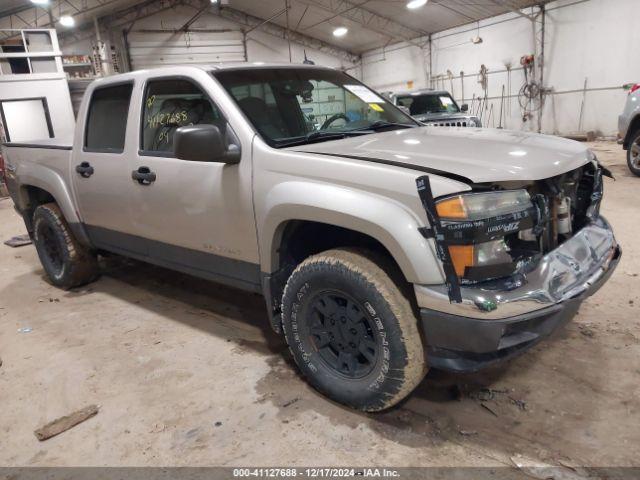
[132,166,156,185]
[75,161,94,178]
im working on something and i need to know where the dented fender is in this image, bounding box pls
[260,180,444,285]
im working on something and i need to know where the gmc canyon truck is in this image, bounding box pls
[2,64,620,412]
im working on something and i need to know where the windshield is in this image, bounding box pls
[397,93,460,116]
[213,67,417,147]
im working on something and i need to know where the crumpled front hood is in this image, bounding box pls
[288,127,592,184]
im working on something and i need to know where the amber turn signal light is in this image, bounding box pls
[448,245,475,277]
[436,196,467,219]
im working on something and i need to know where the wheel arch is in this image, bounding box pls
[260,182,442,281]
[258,182,445,332]
[624,114,640,148]
[16,174,92,247]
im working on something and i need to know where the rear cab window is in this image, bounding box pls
[84,83,133,153]
[140,78,225,156]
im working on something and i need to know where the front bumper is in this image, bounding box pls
[414,216,621,372]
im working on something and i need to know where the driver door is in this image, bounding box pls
[127,76,260,290]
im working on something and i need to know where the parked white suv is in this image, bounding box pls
[619,83,640,176]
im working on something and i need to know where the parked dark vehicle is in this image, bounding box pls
[390,89,481,127]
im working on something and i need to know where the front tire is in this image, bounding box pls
[33,203,99,289]
[281,248,427,412]
[627,129,640,177]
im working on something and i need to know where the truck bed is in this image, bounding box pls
[1,139,74,216]
[2,138,72,150]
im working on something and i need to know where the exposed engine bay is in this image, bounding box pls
[465,161,608,284]
[516,162,604,251]
[417,160,610,299]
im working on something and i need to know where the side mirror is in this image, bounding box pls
[173,124,240,164]
[460,104,469,112]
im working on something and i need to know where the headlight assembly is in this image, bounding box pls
[436,190,532,221]
[435,190,535,279]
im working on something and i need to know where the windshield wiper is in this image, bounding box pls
[276,121,417,148]
[277,129,372,148]
[351,120,418,132]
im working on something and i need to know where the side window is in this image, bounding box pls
[228,83,292,139]
[142,79,223,154]
[397,97,413,109]
[230,83,277,106]
[85,83,133,153]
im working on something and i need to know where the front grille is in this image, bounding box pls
[427,121,468,127]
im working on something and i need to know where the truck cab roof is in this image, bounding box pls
[89,63,339,88]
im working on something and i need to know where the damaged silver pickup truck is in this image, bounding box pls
[2,64,620,412]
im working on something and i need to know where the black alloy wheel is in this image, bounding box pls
[308,290,379,379]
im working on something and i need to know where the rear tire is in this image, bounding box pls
[33,203,99,289]
[281,248,427,412]
[627,129,640,177]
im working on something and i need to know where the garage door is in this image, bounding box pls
[127,30,246,70]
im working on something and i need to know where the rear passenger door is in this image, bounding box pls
[128,76,259,290]
[71,82,143,254]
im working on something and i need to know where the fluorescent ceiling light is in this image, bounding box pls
[59,15,75,27]
[407,0,428,9]
[333,27,348,37]
[30,0,50,4]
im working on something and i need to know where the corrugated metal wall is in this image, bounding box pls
[127,30,246,70]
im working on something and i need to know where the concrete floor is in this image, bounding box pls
[0,141,639,468]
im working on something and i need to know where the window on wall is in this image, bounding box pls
[141,79,224,154]
[85,83,133,153]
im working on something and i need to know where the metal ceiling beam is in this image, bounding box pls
[2,0,360,65]
[47,0,187,44]
[106,0,187,32]
[243,7,288,35]
[0,0,130,38]
[302,0,370,30]
[486,0,535,21]
[432,0,477,22]
[217,5,361,64]
[178,1,212,32]
[293,0,428,47]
